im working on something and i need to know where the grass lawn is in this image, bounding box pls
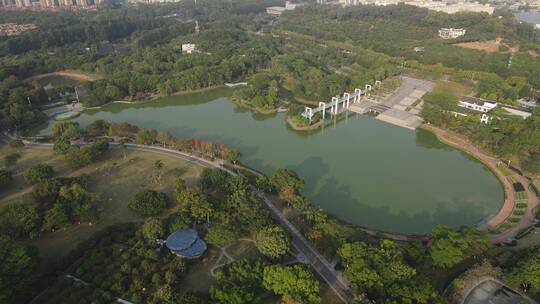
[0,144,204,263]
[432,80,474,98]
[180,246,221,292]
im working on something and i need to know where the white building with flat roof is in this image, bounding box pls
[182,44,197,54]
[439,28,466,39]
[459,97,497,113]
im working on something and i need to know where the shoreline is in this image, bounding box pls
[286,116,323,131]
[421,124,539,242]
[228,97,278,115]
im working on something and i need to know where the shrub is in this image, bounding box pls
[24,164,54,185]
[205,225,239,245]
[255,226,290,259]
[516,202,528,209]
[4,152,21,167]
[128,190,167,217]
[508,216,521,223]
[0,169,13,189]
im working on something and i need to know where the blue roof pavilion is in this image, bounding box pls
[171,238,207,258]
[165,228,207,258]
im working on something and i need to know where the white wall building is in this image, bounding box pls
[439,28,466,39]
[459,97,497,113]
[182,44,197,54]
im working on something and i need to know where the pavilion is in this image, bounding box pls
[165,228,207,258]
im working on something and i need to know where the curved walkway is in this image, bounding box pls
[423,125,540,243]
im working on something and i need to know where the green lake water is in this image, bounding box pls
[38,87,504,234]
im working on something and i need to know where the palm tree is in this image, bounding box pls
[119,138,128,159]
[153,160,164,184]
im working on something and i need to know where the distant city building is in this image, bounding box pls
[127,0,182,4]
[0,23,37,36]
[266,6,287,15]
[182,43,197,54]
[165,229,207,258]
[438,28,466,39]
[266,1,303,15]
[459,96,497,113]
[336,0,494,14]
[0,0,103,9]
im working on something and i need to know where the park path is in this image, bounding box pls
[4,135,353,303]
[423,125,539,243]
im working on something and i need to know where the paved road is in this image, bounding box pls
[5,136,353,303]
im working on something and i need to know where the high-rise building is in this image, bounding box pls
[0,0,101,9]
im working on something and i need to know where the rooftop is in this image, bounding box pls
[165,228,207,258]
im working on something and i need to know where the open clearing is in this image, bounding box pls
[23,70,103,82]
[431,80,474,98]
[454,40,518,53]
[0,145,204,263]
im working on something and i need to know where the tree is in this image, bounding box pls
[255,226,290,259]
[337,240,437,303]
[270,168,305,192]
[0,204,40,239]
[189,194,213,225]
[205,225,239,246]
[142,217,164,240]
[86,119,111,137]
[429,225,490,269]
[52,122,81,139]
[32,178,62,204]
[42,202,70,231]
[507,247,540,294]
[24,164,54,185]
[262,265,321,304]
[119,138,129,159]
[216,259,265,289]
[4,152,20,167]
[152,160,164,184]
[210,286,259,304]
[225,149,241,163]
[153,284,176,304]
[58,183,96,223]
[0,169,13,189]
[135,128,157,145]
[0,236,39,304]
[128,190,168,217]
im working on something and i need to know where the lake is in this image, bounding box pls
[514,10,540,25]
[38,88,504,234]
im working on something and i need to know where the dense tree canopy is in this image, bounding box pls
[262,264,321,304]
[0,236,39,304]
[255,226,290,259]
[429,225,491,269]
[128,190,168,217]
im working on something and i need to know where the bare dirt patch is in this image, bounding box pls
[24,70,102,82]
[455,39,518,54]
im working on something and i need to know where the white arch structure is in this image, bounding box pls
[301,82,377,123]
